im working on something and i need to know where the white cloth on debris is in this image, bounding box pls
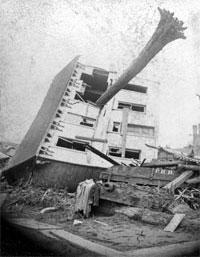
[75,179,95,216]
[75,179,97,217]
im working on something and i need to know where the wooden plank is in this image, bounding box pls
[51,229,122,257]
[100,165,176,187]
[86,144,120,165]
[164,170,193,191]
[143,161,181,167]
[100,174,169,186]
[164,213,185,232]
[178,164,200,172]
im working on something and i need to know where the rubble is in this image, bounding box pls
[1,140,200,254]
[100,182,174,211]
[1,180,75,221]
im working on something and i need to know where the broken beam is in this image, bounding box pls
[186,176,200,184]
[164,170,193,192]
[85,144,120,165]
[178,164,200,172]
[143,161,181,168]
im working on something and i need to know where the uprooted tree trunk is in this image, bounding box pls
[96,8,186,108]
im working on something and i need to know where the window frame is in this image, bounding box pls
[112,122,121,133]
[117,101,146,113]
[56,137,88,152]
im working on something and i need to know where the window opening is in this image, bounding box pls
[132,104,145,112]
[74,92,86,102]
[125,149,140,159]
[118,102,132,110]
[80,68,109,102]
[80,117,95,127]
[118,102,146,112]
[108,147,122,157]
[112,122,121,132]
[56,137,87,152]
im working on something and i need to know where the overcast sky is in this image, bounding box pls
[0,0,200,147]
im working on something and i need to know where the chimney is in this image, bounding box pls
[193,125,197,136]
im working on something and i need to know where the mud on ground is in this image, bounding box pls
[1,182,200,253]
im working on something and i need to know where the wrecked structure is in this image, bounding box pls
[12,61,159,166]
[4,8,187,192]
[1,7,200,257]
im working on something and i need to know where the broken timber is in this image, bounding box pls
[164,170,193,192]
[186,176,200,184]
[164,213,185,232]
[178,164,200,172]
[143,161,181,168]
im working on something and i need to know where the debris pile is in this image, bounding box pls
[1,180,75,219]
[171,186,200,211]
[100,182,174,211]
[1,143,200,236]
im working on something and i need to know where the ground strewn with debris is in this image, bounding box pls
[1,181,200,253]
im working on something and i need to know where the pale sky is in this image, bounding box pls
[0,0,200,147]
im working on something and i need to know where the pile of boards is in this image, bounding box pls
[98,154,200,232]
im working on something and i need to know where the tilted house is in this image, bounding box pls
[5,56,159,190]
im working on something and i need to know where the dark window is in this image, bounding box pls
[125,149,140,159]
[80,69,109,102]
[108,147,122,157]
[124,84,147,93]
[57,137,87,152]
[118,102,132,109]
[57,138,72,149]
[75,92,85,102]
[132,104,145,112]
[118,102,145,113]
[112,122,121,132]
[80,117,95,127]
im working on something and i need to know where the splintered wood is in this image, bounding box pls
[164,170,193,192]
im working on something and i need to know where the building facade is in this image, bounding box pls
[36,58,159,168]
